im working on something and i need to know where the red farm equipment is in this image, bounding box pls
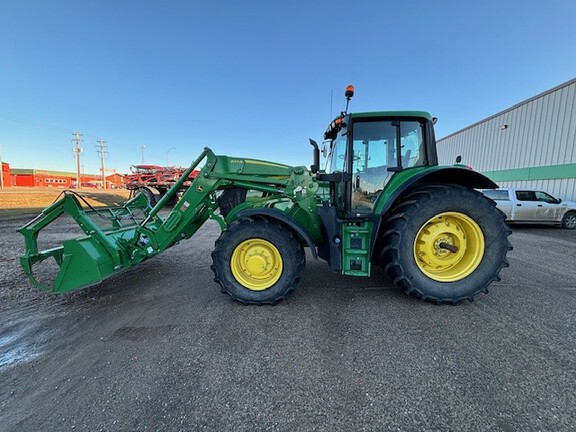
[125,164,199,206]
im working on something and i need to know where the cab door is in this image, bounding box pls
[350,121,396,214]
[350,119,425,215]
[326,124,350,216]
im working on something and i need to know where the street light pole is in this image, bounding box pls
[166,147,176,166]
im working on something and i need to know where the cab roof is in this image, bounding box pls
[351,111,433,120]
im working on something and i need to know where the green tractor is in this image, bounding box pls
[19,86,511,304]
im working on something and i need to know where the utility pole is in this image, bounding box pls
[96,140,108,189]
[141,145,145,164]
[71,132,83,188]
[0,145,4,190]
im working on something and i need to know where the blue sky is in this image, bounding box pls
[1,0,575,175]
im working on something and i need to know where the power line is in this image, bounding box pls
[0,112,175,169]
[0,112,140,155]
[0,112,72,133]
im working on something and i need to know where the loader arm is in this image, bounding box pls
[18,147,317,293]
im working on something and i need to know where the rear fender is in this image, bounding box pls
[375,167,497,217]
[370,167,498,260]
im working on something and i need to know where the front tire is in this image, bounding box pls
[379,185,512,304]
[561,211,576,229]
[211,218,305,305]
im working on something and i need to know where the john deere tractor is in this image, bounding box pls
[19,86,511,304]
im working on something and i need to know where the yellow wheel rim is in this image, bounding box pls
[413,212,485,282]
[230,239,283,291]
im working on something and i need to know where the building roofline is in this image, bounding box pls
[10,168,78,176]
[438,77,576,142]
[9,168,116,179]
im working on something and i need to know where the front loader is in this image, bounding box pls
[19,86,512,304]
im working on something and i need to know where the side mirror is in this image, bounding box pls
[557,198,562,204]
[455,155,462,164]
[321,142,329,158]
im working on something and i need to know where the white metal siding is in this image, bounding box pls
[437,78,576,201]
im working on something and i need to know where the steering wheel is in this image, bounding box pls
[339,154,361,161]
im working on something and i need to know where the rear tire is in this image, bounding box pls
[211,218,305,305]
[137,187,156,206]
[163,191,179,207]
[379,185,512,304]
[561,211,576,229]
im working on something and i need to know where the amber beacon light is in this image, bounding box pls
[345,84,355,99]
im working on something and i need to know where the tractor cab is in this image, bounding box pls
[312,86,500,282]
[313,85,443,276]
[321,111,438,216]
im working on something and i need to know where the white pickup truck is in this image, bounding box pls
[481,188,576,229]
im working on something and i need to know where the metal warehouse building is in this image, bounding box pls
[437,78,576,201]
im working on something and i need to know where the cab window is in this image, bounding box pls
[327,131,347,173]
[351,119,426,213]
[483,190,510,201]
[534,191,557,203]
[516,191,536,201]
[400,122,424,168]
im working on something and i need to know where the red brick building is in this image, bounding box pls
[8,168,124,189]
[1,162,10,187]
[106,173,126,189]
[11,168,76,187]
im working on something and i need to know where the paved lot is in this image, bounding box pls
[1,217,575,431]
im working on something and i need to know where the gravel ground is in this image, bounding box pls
[1,212,575,431]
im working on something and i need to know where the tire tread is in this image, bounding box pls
[379,185,512,304]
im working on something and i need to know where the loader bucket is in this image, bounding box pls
[18,149,211,293]
[18,191,160,293]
